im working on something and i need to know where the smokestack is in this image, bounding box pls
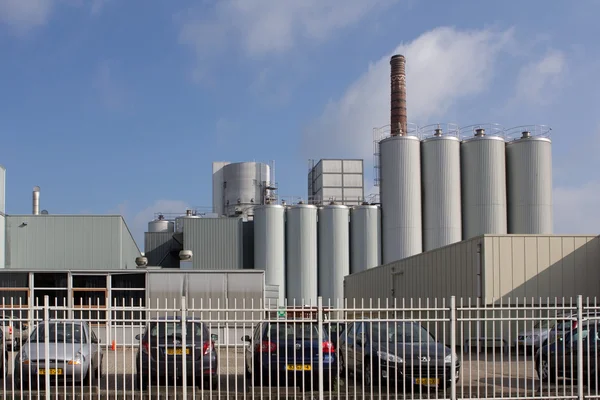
[390,54,407,136]
[32,186,40,215]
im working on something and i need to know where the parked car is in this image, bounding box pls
[514,319,557,352]
[323,322,346,349]
[243,318,338,389]
[545,311,600,346]
[14,320,103,387]
[536,319,600,386]
[0,318,29,351]
[135,317,218,390]
[337,320,460,390]
[0,328,6,377]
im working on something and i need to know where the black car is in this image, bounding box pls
[337,320,460,390]
[135,317,218,390]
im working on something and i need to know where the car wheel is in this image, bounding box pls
[364,362,377,387]
[537,359,556,384]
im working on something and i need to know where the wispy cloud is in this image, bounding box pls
[303,27,515,162]
[0,0,54,35]
[513,49,567,106]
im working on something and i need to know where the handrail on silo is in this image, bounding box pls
[458,123,505,141]
[504,125,552,141]
[418,123,460,140]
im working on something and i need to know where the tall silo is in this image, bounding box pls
[460,125,508,239]
[286,204,318,305]
[506,127,553,234]
[222,162,271,219]
[148,217,175,233]
[421,124,462,251]
[380,134,422,263]
[350,205,381,273]
[254,205,286,304]
[318,204,350,306]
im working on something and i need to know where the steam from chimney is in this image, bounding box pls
[390,54,407,136]
[32,186,40,215]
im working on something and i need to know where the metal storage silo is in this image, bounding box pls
[285,204,318,305]
[254,205,286,304]
[460,124,508,239]
[420,124,462,251]
[175,210,201,233]
[148,219,175,233]
[318,204,350,306]
[506,126,553,234]
[222,162,271,219]
[379,134,422,263]
[350,205,381,273]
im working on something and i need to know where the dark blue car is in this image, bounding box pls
[243,319,338,389]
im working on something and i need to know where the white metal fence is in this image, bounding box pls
[0,295,599,399]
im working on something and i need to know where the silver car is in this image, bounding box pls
[514,319,556,351]
[14,320,103,387]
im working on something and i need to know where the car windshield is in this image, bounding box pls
[149,321,209,342]
[555,320,574,331]
[268,323,321,341]
[533,320,555,329]
[29,322,84,344]
[370,322,435,343]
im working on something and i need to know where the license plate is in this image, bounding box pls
[166,348,190,355]
[39,368,63,375]
[286,364,311,371]
[415,378,439,385]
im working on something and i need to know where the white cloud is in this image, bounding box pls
[304,27,515,164]
[554,182,600,234]
[0,0,53,34]
[514,50,566,106]
[177,0,395,80]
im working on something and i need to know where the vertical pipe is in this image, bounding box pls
[390,54,407,136]
[32,186,40,215]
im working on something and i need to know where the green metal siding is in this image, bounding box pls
[183,218,243,270]
[5,215,141,270]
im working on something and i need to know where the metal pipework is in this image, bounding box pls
[32,186,40,215]
[390,54,407,136]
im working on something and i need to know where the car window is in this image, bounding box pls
[267,323,320,341]
[149,321,208,341]
[91,329,99,343]
[30,322,84,344]
[370,322,435,343]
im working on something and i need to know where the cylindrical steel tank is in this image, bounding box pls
[222,162,271,218]
[148,219,175,233]
[421,133,462,251]
[318,205,350,306]
[254,205,286,304]
[379,135,422,263]
[175,215,201,233]
[350,205,381,274]
[506,130,553,234]
[460,127,508,239]
[285,204,318,305]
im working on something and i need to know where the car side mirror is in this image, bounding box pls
[211,334,218,342]
[135,334,141,341]
[242,335,251,343]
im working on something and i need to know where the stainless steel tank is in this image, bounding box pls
[148,219,175,233]
[460,125,508,239]
[506,128,553,234]
[350,205,381,273]
[285,204,318,305]
[254,205,286,304]
[379,135,422,263]
[222,162,271,218]
[421,125,462,251]
[318,205,350,306]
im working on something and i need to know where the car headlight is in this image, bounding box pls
[68,352,85,365]
[445,354,459,364]
[377,351,403,363]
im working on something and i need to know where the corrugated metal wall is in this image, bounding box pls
[483,235,600,303]
[5,215,140,270]
[144,232,181,268]
[183,218,243,270]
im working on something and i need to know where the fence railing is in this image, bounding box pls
[0,295,599,399]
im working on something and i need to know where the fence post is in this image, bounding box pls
[450,296,457,400]
[577,295,584,400]
[317,296,324,400]
[43,295,51,399]
[181,296,187,399]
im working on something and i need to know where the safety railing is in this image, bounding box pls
[0,296,599,399]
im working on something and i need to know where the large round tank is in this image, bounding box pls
[379,135,422,263]
[421,132,462,251]
[460,127,508,239]
[318,205,350,306]
[506,129,553,234]
[285,204,318,305]
[254,205,286,305]
[175,215,201,233]
[148,219,175,233]
[222,162,271,218]
[350,205,381,273]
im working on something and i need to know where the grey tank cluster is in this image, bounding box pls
[252,202,382,305]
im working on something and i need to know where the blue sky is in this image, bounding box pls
[1,0,599,248]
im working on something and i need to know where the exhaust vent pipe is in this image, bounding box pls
[32,186,40,215]
[390,54,407,136]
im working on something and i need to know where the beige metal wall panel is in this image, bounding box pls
[343,174,364,187]
[482,235,600,304]
[342,160,363,174]
[322,174,343,187]
[321,159,343,173]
